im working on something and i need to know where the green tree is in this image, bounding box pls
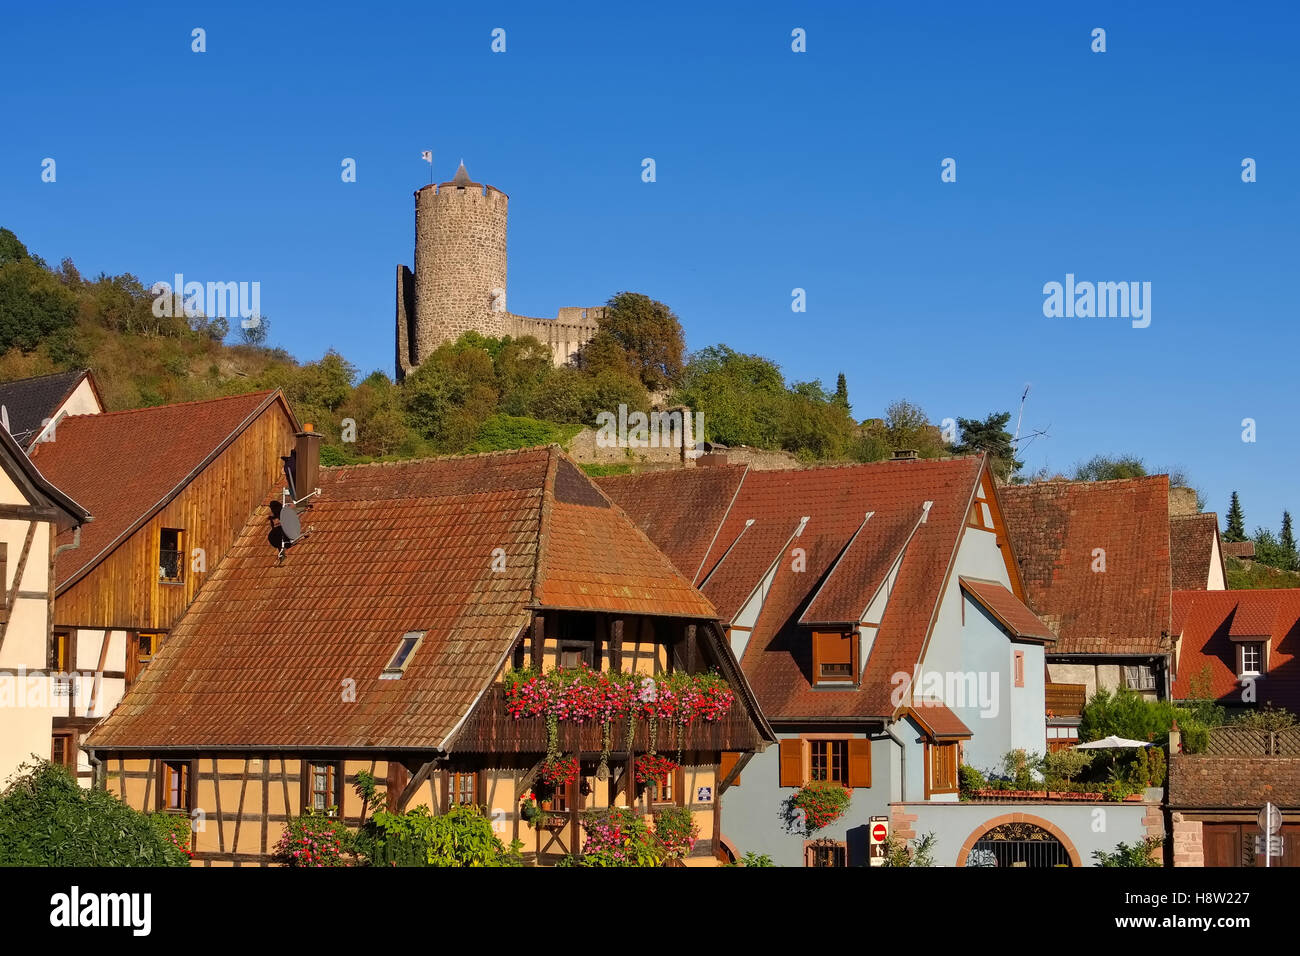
[0,258,78,353]
[580,292,685,392]
[1280,511,1297,572]
[0,760,190,866]
[0,228,31,266]
[402,340,500,451]
[1073,454,1147,481]
[954,411,1022,481]
[883,400,946,457]
[1225,492,1246,542]
[833,372,849,409]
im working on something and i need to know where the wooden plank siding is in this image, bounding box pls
[54,399,297,630]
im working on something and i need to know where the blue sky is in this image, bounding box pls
[3,2,1297,532]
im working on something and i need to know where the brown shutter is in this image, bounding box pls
[847,738,871,788]
[719,751,742,787]
[811,632,822,683]
[778,738,804,787]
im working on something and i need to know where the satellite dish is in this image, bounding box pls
[267,500,308,556]
[278,507,303,543]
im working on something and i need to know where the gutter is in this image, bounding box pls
[886,723,909,803]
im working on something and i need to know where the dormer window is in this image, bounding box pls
[1240,642,1264,678]
[812,630,858,685]
[381,631,425,679]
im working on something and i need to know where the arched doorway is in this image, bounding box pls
[963,821,1074,867]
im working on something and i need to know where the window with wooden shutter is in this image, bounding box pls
[846,738,871,788]
[812,630,856,684]
[927,742,958,795]
[719,751,742,788]
[809,739,848,784]
[778,738,804,787]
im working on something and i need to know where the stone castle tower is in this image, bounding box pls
[396,162,602,380]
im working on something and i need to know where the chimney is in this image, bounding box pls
[293,424,321,501]
[1169,486,1198,517]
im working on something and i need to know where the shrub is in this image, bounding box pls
[729,851,775,867]
[958,763,987,798]
[571,807,662,867]
[0,760,188,866]
[653,806,699,860]
[1233,704,1298,731]
[352,771,522,867]
[1093,836,1164,867]
[1041,748,1092,785]
[882,832,936,867]
[273,810,354,867]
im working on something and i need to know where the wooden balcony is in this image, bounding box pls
[451,684,762,756]
[1045,682,1087,718]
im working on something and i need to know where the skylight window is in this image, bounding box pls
[380,631,425,679]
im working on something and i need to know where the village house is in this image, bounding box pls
[0,369,103,450]
[83,444,773,866]
[21,390,299,782]
[1000,477,1177,751]
[0,425,90,781]
[599,456,1158,866]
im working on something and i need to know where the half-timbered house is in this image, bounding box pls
[84,444,772,866]
[26,390,300,781]
[0,426,90,781]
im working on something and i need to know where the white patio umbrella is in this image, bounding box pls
[1074,735,1151,749]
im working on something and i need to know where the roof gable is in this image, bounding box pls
[0,369,98,449]
[29,390,291,590]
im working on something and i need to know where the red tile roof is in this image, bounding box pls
[1169,754,1300,809]
[29,391,289,590]
[959,578,1056,642]
[1170,513,1223,590]
[598,464,748,582]
[800,511,919,626]
[1172,589,1300,709]
[1223,541,1256,560]
[85,446,724,751]
[1001,477,1172,656]
[604,456,991,720]
[908,701,973,740]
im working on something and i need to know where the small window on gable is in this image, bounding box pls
[159,528,184,583]
[1013,650,1025,688]
[381,631,425,679]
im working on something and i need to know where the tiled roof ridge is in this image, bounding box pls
[761,453,983,476]
[1011,473,1172,491]
[1171,511,1218,521]
[529,446,560,604]
[0,367,88,385]
[59,388,276,421]
[319,443,557,474]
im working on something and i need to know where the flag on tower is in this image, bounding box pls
[421,151,432,163]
